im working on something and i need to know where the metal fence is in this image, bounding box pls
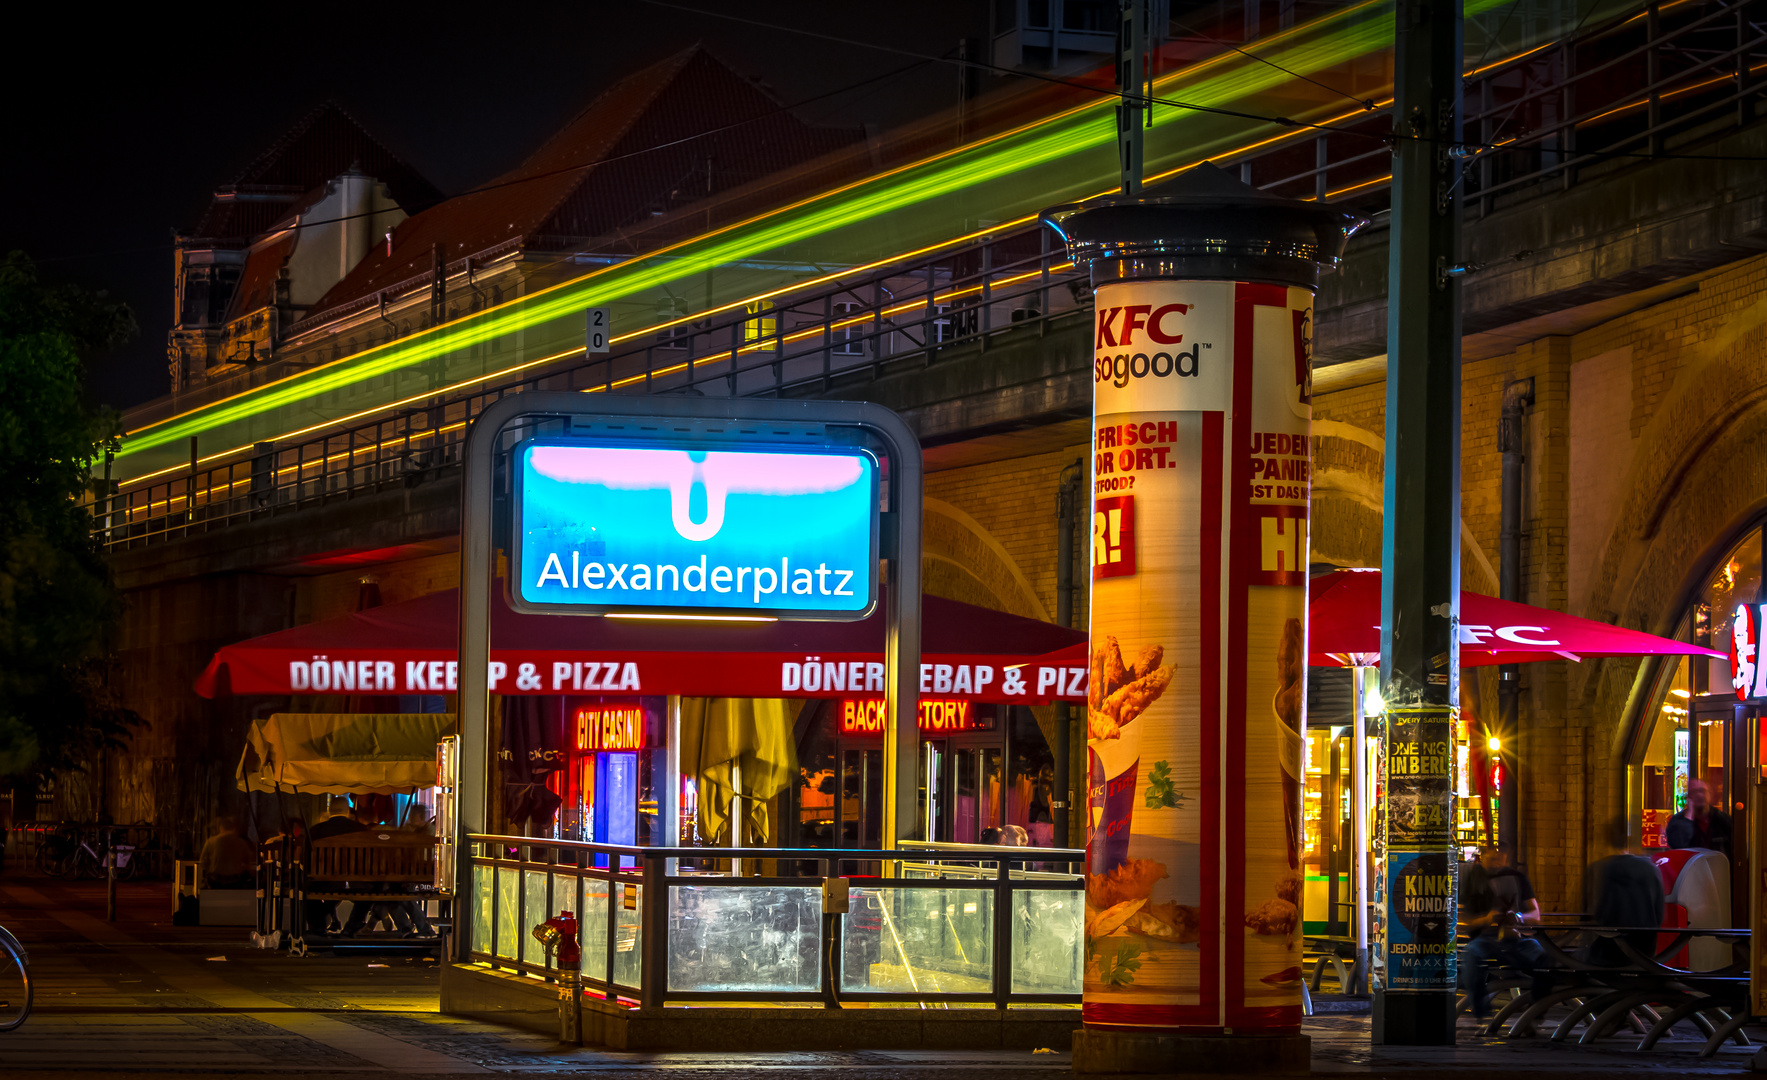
[92,0,1766,550]
[465,834,1085,1008]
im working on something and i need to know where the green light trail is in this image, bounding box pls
[117,0,1516,480]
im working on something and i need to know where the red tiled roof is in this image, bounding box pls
[223,231,300,327]
[185,103,442,242]
[308,45,862,315]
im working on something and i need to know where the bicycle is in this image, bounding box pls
[0,922,29,1031]
[34,824,136,881]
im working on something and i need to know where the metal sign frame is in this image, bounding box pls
[507,433,882,621]
[454,394,922,963]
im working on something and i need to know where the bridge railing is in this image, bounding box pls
[90,0,1764,551]
[91,228,1088,550]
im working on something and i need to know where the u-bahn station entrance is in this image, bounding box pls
[24,0,1767,1063]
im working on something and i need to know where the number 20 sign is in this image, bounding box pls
[586,307,610,354]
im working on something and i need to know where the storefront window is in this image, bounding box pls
[1636,525,1761,847]
[796,699,1055,848]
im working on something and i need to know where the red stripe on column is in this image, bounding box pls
[1200,408,1224,1029]
[1224,282,1269,1026]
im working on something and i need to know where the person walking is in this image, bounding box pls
[1586,816,1666,968]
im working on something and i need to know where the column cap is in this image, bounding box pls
[1042,163,1368,289]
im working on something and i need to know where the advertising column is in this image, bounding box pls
[1082,282,1313,1032]
[1045,165,1362,1072]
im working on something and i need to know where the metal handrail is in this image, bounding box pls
[464,835,1085,1009]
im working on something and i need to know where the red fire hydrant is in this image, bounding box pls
[532,911,582,1042]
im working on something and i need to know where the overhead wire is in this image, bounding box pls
[44,0,1767,277]
[1167,15,1378,112]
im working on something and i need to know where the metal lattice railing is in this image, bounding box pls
[91,0,1765,551]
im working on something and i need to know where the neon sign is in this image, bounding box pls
[1730,603,1767,701]
[575,706,645,751]
[839,699,992,735]
[514,441,877,620]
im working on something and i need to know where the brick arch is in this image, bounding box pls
[1586,312,1767,635]
[1309,453,1501,594]
[1596,421,1767,764]
[1575,311,1767,795]
[921,498,1050,621]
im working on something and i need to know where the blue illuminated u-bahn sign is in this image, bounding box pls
[513,440,878,620]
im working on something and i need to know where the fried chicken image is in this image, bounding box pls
[1276,870,1302,906]
[1099,637,1128,707]
[1127,901,1201,944]
[1244,898,1298,936]
[1086,636,1175,739]
[1087,858,1169,908]
[1102,664,1176,727]
[1260,966,1304,985]
[1086,898,1146,940]
[1129,643,1164,681]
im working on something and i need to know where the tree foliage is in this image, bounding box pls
[0,251,139,777]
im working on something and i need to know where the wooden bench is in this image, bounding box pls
[304,831,445,901]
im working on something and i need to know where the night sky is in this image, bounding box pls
[1,2,988,413]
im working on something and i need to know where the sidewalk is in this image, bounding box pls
[0,868,1759,1077]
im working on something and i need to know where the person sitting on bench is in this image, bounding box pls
[1459,845,1548,1019]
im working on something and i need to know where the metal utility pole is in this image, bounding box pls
[1117,0,1148,195]
[1497,378,1533,864]
[1374,0,1463,1047]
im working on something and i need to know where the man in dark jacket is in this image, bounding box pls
[1664,779,1732,857]
[1459,847,1547,1018]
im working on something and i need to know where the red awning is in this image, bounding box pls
[1019,570,1722,670]
[195,588,1088,704]
[1307,568,1724,667]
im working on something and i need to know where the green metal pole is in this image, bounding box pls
[1373,0,1463,1047]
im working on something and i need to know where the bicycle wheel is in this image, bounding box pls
[74,846,102,881]
[0,927,29,1031]
[34,838,73,878]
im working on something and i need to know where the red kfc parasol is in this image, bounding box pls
[1018,569,1722,671]
[1306,568,1723,667]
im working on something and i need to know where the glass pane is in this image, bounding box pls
[495,865,520,960]
[580,876,611,985]
[1011,889,1083,994]
[520,870,549,966]
[864,750,884,848]
[472,861,494,957]
[981,748,1004,834]
[842,886,992,994]
[954,748,978,843]
[668,885,820,992]
[613,882,643,989]
[842,749,864,847]
[798,706,836,848]
[1008,707,1055,847]
[921,743,945,842]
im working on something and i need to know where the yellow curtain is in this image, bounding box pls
[679,698,801,844]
